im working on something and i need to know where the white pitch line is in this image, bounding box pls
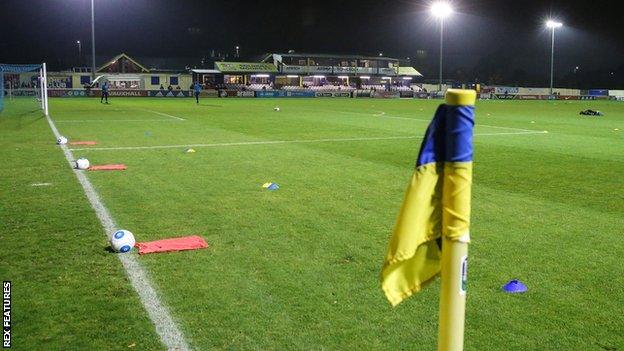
[475,131,549,136]
[335,109,538,133]
[70,136,416,151]
[45,113,190,351]
[141,109,186,121]
[69,131,548,152]
[375,114,539,133]
[56,119,179,123]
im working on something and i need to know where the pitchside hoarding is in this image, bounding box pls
[148,90,191,97]
[314,91,352,98]
[256,90,315,98]
[87,90,148,97]
[48,89,87,97]
[218,90,255,98]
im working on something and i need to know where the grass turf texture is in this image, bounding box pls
[1,96,623,350]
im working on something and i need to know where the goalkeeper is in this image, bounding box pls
[193,81,202,104]
[101,81,110,104]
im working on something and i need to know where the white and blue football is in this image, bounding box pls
[110,229,136,253]
[57,136,68,145]
[75,157,90,170]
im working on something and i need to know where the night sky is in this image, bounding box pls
[1,0,622,88]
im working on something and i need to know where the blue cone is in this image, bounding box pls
[267,183,279,191]
[502,279,528,293]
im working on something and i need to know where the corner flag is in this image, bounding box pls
[381,89,475,308]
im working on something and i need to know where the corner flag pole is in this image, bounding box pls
[438,235,469,351]
[437,91,475,351]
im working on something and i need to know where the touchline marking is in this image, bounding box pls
[141,109,186,121]
[56,119,180,123]
[70,131,548,152]
[334,109,538,133]
[45,113,190,351]
[376,114,539,132]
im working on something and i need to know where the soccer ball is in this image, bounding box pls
[57,136,68,145]
[110,229,136,253]
[75,157,90,170]
[274,107,280,112]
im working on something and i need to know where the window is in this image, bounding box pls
[80,75,91,85]
[151,76,160,85]
[170,76,179,85]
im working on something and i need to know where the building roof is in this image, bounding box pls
[191,69,221,74]
[96,53,150,73]
[397,66,423,77]
[268,52,401,61]
[214,62,278,73]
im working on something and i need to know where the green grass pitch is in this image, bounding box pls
[1,96,623,350]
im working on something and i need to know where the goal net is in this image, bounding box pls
[0,63,49,115]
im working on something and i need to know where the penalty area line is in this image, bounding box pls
[45,113,190,351]
[140,109,186,121]
[69,131,548,152]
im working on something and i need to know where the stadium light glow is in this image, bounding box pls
[286,75,299,78]
[545,20,563,95]
[251,74,270,78]
[382,77,392,80]
[431,2,453,18]
[402,77,413,80]
[337,76,349,79]
[546,20,563,28]
[360,76,371,79]
[431,2,453,92]
[313,75,326,78]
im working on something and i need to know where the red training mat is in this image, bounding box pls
[88,164,127,171]
[69,141,98,145]
[135,235,209,255]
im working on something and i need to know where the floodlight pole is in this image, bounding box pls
[438,18,444,92]
[549,27,555,95]
[91,0,96,80]
[42,63,49,116]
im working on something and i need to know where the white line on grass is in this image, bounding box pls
[140,109,186,121]
[69,131,548,152]
[56,119,180,123]
[334,109,538,133]
[45,114,190,351]
[376,114,539,133]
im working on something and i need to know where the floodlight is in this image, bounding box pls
[313,75,325,78]
[382,77,392,80]
[360,76,371,79]
[286,75,299,78]
[546,20,563,28]
[402,77,413,80]
[337,76,349,79]
[431,2,453,18]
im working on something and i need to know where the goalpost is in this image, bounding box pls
[0,63,49,115]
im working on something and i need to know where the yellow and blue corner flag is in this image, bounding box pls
[381,89,475,307]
